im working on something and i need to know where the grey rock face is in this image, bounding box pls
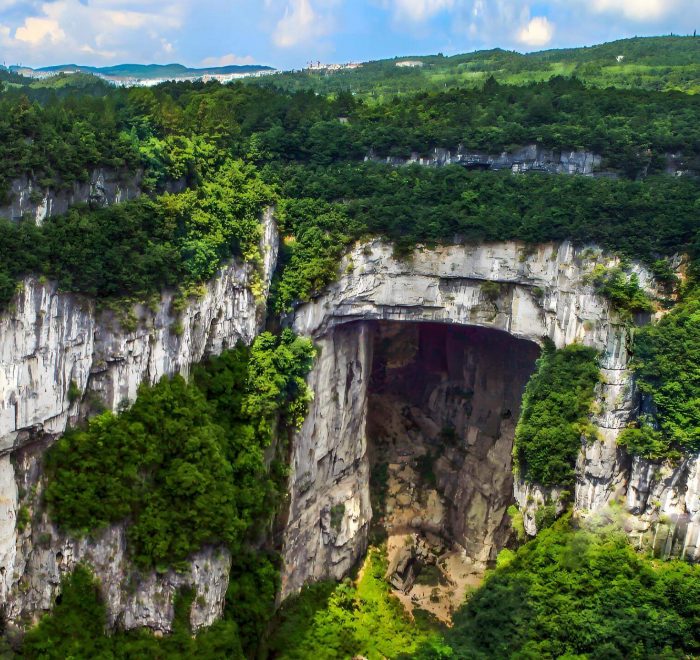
[282,239,698,599]
[366,145,698,179]
[366,144,604,176]
[623,456,700,561]
[0,170,144,224]
[0,211,278,631]
[280,322,373,597]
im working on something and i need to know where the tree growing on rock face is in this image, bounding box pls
[513,342,600,489]
[620,289,700,458]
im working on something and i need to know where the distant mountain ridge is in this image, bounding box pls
[9,62,275,79]
[260,35,700,96]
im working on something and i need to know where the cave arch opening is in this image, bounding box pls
[362,320,540,619]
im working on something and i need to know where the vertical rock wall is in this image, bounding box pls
[0,170,144,224]
[282,239,699,600]
[280,322,373,597]
[0,211,278,630]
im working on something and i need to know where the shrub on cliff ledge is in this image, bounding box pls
[45,330,314,570]
[514,342,600,488]
[623,289,700,457]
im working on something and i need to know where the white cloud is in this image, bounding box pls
[2,0,187,65]
[517,16,554,47]
[590,0,677,21]
[15,17,65,45]
[450,0,531,46]
[272,0,333,48]
[79,43,118,59]
[390,0,455,22]
[201,53,256,67]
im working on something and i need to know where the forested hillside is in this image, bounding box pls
[1,66,699,311]
[2,35,700,659]
[258,36,700,97]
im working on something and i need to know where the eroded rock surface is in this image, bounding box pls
[0,170,144,224]
[367,144,603,175]
[0,211,278,631]
[366,322,539,619]
[280,322,373,597]
[282,239,699,602]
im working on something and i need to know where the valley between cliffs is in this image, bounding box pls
[0,227,698,633]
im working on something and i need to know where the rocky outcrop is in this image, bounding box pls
[367,144,699,178]
[0,210,278,630]
[367,144,603,176]
[0,170,144,224]
[623,456,700,561]
[280,322,373,596]
[282,239,698,598]
[9,440,231,633]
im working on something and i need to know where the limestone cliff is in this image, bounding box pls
[366,144,696,177]
[1,227,698,632]
[281,239,699,598]
[0,210,278,631]
[0,170,144,224]
[367,144,603,175]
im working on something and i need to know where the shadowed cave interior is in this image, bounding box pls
[364,321,540,620]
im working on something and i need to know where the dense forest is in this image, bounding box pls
[2,67,700,201]
[267,516,700,659]
[15,517,700,659]
[2,35,700,660]
[258,36,700,97]
[1,75,699,311]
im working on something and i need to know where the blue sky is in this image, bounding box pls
[1,0,699,69]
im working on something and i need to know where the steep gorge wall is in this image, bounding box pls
[0,211,278,631]
[0,218,697,630]
[281,239,699,598]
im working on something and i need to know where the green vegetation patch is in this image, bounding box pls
[0,159,272,308]
[45,330,314,570]
[414,515,700,659]
[269,163,700,312]
[267,547,446,659]
[2,77,700,315]
[587,264,655,316]
[257,36,700,97]
[4,70,700,202]
[620,289,700,459]
[514,342,600,488]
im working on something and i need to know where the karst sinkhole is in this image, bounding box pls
[363,320,540,620]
